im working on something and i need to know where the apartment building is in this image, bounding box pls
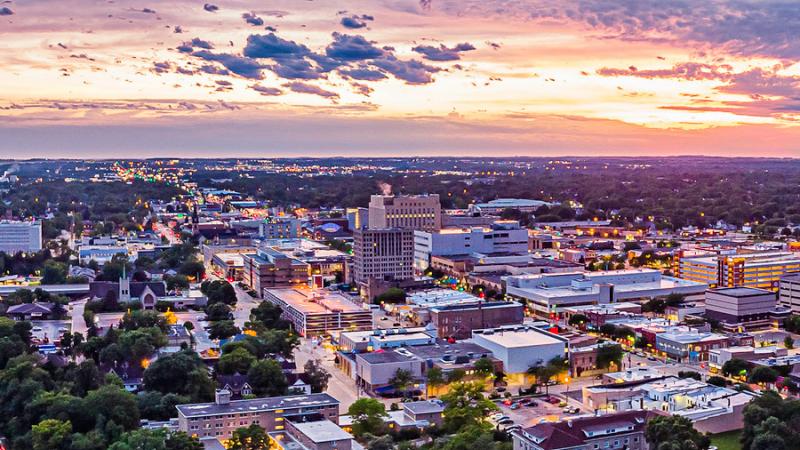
[368,194,442,232]
[779,273,800,314]
[0,220,42,254]
[176,390,339,440]
[429,301,525,339]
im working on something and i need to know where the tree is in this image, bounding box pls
[595,344,623,370]
[178,260,205,280]
[228,424,270,450]
[42,260,68,284]
[389,368,415,396]
[678,371,702,381]
[722,358,750,378]
[474,357,494,377]
[568,313,589,328]
[599,323,617,337]
[645,415,710,450]
[83,385,140,432]
[249,301,288,329]
[347,398,388,437]
[217,347,256,375]
[165,431,204,450]
[32,419,72,450]
[427,366,445,395]
[205,303,232,321]
[143,350,215,401]
[750,417,789,450]
[786,336,795,350]
[706,376,728,387]
[375,287,406,304]
[439,381,497,433]
[247,360,288,397]
[108,429,167,450]
[303,359,331,393]
[208,320,240,340]
[201,280,237,306]
[749,366,778,384]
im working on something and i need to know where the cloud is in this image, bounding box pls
[173,26,183,34]
[372,55,439,84]
[269,57,323,80]
[198,64,229,76]
[351,82,373,96]
[0,6,12,15]
[243,33,311,59]
[325,33,384,61]
[152,61,172,74]
[203,3,218,13]
[192,51,263,79]
[596,62,734,81]
[341,14,374,29]
[412,42,475,61]
[283,82,339,99]
[138,7,156,14]
[251,84,283,96]
[243,12,264,26]
[177,37,214,53]
[339,67,387,81]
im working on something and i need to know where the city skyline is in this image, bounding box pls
[3,0,800,157]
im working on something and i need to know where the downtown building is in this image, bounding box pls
[674,250,800,291]
[0,220,42,254]
[367,194,442,232]
[353,227,414,300]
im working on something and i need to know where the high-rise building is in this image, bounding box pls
[368,194,441,232]
[242,247,309,296]
[0,220,42,254]
[353,228,413,285]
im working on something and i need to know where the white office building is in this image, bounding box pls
[0,220,42,254]
[368,194,441,232]
[505,269,707,317]
[413,221,529,270]
[471,325,567,374]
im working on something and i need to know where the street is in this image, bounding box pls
[69,298,88,336]
[294,338,359,414]
[231,282,260,329]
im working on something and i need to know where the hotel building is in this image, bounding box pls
[263,287,373,337]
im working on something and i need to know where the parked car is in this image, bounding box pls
[527,401,539,407]
[558,401,567,407]
[510,402,521,410]
[547,397,560,404]
[497,418,514,425]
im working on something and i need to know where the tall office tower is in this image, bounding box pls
[368,194,442,232]
[0,220,42,254]
[353,227,414,284]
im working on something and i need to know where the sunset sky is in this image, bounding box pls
[2,0,800,158]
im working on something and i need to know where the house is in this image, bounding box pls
[216,373,253,399]
[510,410,657,450]
[6,302,56,320]
[101,362,146,392]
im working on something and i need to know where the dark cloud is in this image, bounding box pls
[265,26,277,32]
[269,57,323,80]
[339,67,387,81]
[412,42,475,61]
[174,26,183,33]
[152,61,172,74]
[325,33,384,61]
[283,82,339,99]
[139,8,156,14]
[486,41,501,50]
[198,64,228,76]
[243,33,311,59]
[243,12,264,26]
[372,55,439,84]
[351,82,373,96]
[177,37,213,53]
[251,84,283,96]
[0,6,13,15]
[203,3,218,13]
[341,14,374,29]
[192,51,263,79]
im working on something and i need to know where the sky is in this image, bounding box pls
[2,0,800,158]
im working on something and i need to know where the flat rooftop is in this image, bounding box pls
[264,288,366,315]
[473,326,566,348]
[290,419,353,443]
[709,287,774,297]
[175,393,338,418]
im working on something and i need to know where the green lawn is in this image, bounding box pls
[709,430,743,450]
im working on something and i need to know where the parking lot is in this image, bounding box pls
[30,320,70,344]
[491,394,586,429]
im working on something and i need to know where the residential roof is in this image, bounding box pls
[7,302,54,315]
[513,411,654,450]
[175,393,338,418]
